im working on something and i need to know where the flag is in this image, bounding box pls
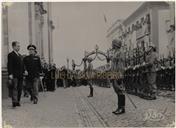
[103,14,107,23]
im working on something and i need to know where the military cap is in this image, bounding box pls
[27,44,36,50]
[87,57,93,62]
[112,39,122,48]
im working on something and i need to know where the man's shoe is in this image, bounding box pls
[16,103,21,107]
[87,95,93,97]
[30,96,33,101]
[12,103,16,108]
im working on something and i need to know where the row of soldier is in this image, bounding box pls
[57,40,175,101]
[123,42,175,100]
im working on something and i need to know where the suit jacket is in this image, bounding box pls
[7,51,24,78]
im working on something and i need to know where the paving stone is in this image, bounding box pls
[2,86,175,127]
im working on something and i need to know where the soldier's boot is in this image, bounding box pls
[112,95,120,113]
[114,106,125,115]
[112,108,120,113]
[143,88,150,98]
[113,95,125,115]
[146,89,156,100]
[149,84,157,99]
[88,86,93,97]
[139,89,144,98]
[171,84,175,91]
[150,91,157,100]
[28,89,33,101]
[33,96,38,104]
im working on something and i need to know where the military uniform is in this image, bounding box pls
[61,67,68,88]
[24,45,42,104]
[146,46,158,99]
[111,39,125,114]
[87,58,94,97]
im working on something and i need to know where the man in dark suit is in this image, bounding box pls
[23,44,42,104]
[7,41,24,108]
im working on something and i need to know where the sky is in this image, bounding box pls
[51,2,142,69]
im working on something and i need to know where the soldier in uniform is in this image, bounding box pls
[111,39,126,114]
[146,43,158,99]
[87,58,94,97]
[62,66,68,88]
[23,44,42,104]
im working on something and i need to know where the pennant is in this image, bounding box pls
[103,14,107,23]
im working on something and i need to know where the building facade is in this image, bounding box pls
[107,2,175,57]
[2,2,54,98]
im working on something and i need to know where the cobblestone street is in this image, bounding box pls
[2,86,175,127]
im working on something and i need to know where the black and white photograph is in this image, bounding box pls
[1,1,175,127]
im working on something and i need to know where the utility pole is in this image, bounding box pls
[47,3,55,65]
[47,3,51,64]
[28,3,32,44]
[67,57,69,69]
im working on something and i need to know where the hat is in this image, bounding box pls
[27,44,36,50]
[112,39,122,48]
[87,57,93,62]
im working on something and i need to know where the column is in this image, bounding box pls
[2,4,9,98]
[150,8,159,52]
[41,15,44,58]
[34,2,47,58]
[47,3,54,64]
[169,2,175,26]
[28,3,33,44]
[47,2,51,64]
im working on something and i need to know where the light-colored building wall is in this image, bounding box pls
[2,2,54,98]
[8,3,29,55]
[43,3,49,62]
[158,9,170,57]
[123,8,149,50]
[2,5,9,70]
[107,2,172,57]
[2,2,51,68]
[106,19,123,45]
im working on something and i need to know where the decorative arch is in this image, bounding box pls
[72,45,111,70]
